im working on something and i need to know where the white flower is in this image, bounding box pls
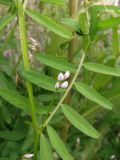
[64,71,70,80]
[57,72,64,81]
[55,81,60,89]
[61,81,68,88]
[23,153,34,159]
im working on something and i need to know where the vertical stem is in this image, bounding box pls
[17,2,39,159]
[34,132,40,160]
[17,1,37,132]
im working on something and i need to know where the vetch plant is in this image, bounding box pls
[0,0,120,160]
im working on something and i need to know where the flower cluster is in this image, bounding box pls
[55,71,70,89]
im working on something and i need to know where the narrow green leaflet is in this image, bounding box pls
[0,131,25,141]
[37,54,76,73]
[89,6,120,31]
[61,18,80,31]
[41,0,65,5]
[9,152,18,160]
[90,5,120,12]
[0,13,16,30]
[84,62,120,77]
[25,9,73,39]
[62,104,100,139]
[40,133,53,160]
[0,104,11,124]
[0,73,13,90]
[97,17,120,30]
[74,82,113,110]
[22,69,56,91]
[0,0,13,5]
[0,89,30,112]
[47,126,73,160]
[0,55,12,76]
[0,89,47,115]
[21,135,33,151]
[90,5,120,16]
[89,7,98,42]
[79,12,89,34]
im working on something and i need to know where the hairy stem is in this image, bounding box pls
[17,2,38,159]
[17,0,38,136]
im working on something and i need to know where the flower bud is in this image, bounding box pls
[55,81,60,89]
[3,50,12,58]
[57,73,64,81]
[30,37,37,44]
[23,153,34,158]
[61,81,68,89]
[64,71,70,79]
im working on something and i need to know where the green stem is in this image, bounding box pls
[43,51,86,128]
[17,1,37,132]
[34,132,40,160]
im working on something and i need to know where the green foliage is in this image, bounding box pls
[0,1,120,160]
[0,88,47,115]
[0,131,25,141]
[74,82,113,110]
[23,69,57,91]
[0,13,16,31]
[25,9,73,39]
[62,104,100,139]
[0,0,13,6]
[40,133,53,160]
[84,62,120,76]
[41,0,65,5]
[47,126,74,160]
[36,54,76,73]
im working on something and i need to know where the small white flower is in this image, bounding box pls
[64,71,70,80]
[23,153,34,158]
[55,81,60,89]
[23,153,34,159]
[57,72,64,81]
[61,81,68,89]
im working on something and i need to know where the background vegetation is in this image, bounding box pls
[0,0,120,160]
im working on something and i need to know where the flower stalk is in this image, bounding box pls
[43,51,86,128]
